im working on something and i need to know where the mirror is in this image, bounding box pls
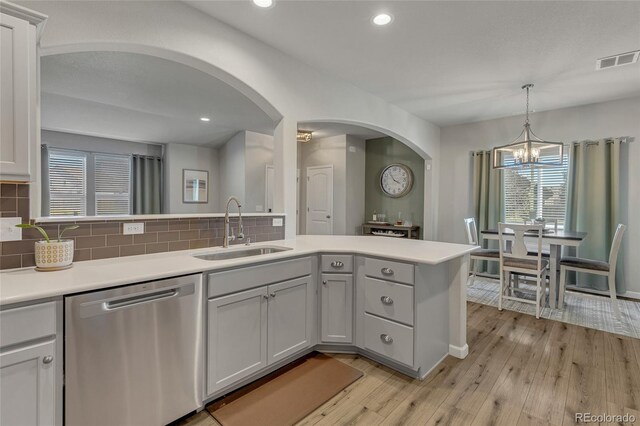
[39,51,279,217]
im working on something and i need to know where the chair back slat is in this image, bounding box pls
[498,222,544,269]
[608,224,626,272]
[463,217,479,245]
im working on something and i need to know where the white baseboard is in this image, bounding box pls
[449,343,469,359]
[623,291,640,300]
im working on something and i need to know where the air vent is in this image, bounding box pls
[596,50,640,70]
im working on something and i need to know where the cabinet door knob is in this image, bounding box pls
[263,295,269,300]
[380,296,394,305]
[322,280,327,285]
[380,334,393,344]
[270,292,276,298]
[381,267,394,275]
[331,261,344,268]
[42,356,54,365]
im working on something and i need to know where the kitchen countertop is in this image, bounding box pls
[0,235,477,306]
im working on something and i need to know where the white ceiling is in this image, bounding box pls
[188,0,640,127]
[41,51,275,146]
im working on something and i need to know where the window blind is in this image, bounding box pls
[95,154,131,215]
[48,150,87,216]
[503,154,569,228]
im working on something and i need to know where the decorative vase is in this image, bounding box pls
[34,240,74,270]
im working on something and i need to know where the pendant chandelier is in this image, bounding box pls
[492,84,563,169]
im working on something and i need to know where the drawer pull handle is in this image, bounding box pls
[42,356,53,365]
[380,296,394,305]
[381,267,394,275]
[331,261,344,268]
[380,334,394,344]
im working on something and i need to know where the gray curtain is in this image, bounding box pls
[471,151,503,273]
[132,155,163,214]
[564,138,625,293]
[41,144,50,215]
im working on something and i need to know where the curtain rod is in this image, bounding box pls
[470,136,634,155]
[567,136,634,146]
[43,144,163,159]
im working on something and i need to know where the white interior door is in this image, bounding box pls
[265,165,274,213]
[306,165,333,235]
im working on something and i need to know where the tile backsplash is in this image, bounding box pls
[0,183,285,270]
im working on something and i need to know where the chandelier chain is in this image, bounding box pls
[525,85,530,124]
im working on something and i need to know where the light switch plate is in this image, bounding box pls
[123,222,144,235]
[272,218,283,227]
[0,217,23,242]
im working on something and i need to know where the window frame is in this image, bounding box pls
[45,148,132,217]
[502,152,570,229]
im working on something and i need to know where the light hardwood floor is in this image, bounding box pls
[179,302,640,426]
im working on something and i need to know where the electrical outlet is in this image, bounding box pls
[123,222,145,235]
[272,218,283,227]
[0,217,22,242]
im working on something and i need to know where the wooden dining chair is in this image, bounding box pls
[464,218,500,285]
[498,223,549,318]
[558,224,626,319]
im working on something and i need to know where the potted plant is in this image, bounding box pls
[16,224,79,270]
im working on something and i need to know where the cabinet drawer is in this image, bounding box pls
[364,313,414,367]
[364,277,414,326]
[364,258,414,285]
[208,257,312,298]
[321,255,353,273]
[0,302,57,348]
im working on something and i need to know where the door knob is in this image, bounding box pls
[43,356,53,364]
[322,280,327,285]
[380,296,394,305]
[326,215,331,219]
[270,292,276,298]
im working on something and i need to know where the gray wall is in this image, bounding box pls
[218,131,274,212]
[298,135,366,235]
[345,135,366,235]
[365,137,425,236]
[244,131,274,212]
[165,143,219,214]
[218,132,246,208]
[438,96,640,297]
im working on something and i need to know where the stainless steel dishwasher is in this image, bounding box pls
[65,274,203,426]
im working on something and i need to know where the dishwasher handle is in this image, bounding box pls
[76,281,196,319]
[105,288,177,310]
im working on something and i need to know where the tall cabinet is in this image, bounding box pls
[0,2,46,182]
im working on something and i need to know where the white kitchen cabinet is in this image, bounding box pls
[320,273,353,344]
[207,259,315,396]
[0,340,56,426]
[267,276,314,364]
[0,3,45,182]
[0,299,61,426]
[207,286,268,395]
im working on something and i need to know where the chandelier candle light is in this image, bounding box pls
[492,84,563,169]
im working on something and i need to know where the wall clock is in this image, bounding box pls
[380,163,413,198]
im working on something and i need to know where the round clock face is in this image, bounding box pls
[380,164,413,198]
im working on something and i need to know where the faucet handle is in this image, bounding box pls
[229,227,236,241]
[245,237,251,246]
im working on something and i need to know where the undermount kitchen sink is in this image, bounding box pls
[193,246,292,261]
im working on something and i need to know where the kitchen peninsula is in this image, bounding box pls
[0,235,475,425]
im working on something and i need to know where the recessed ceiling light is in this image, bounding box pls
[252,0,274,8]
[372,13,393,26]
[200,117,210,122]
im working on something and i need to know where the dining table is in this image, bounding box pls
[481,229,588,309]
